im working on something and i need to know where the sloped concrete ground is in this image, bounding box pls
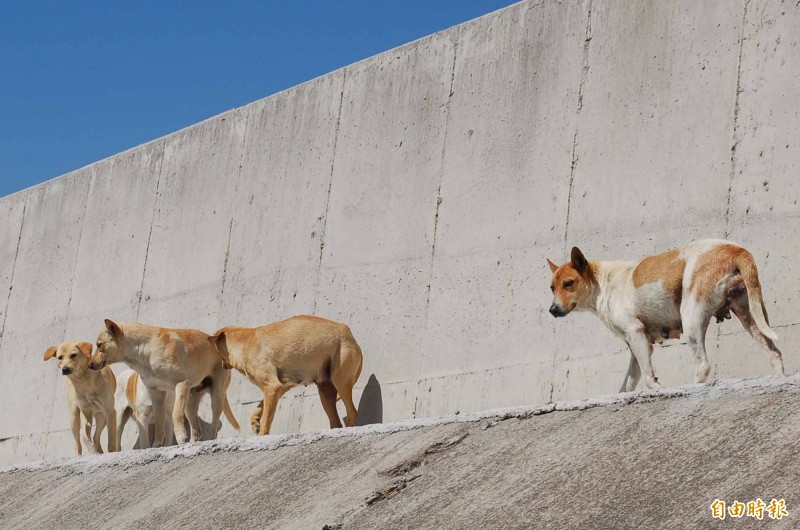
[1,375,798,529]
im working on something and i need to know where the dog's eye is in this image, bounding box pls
[563,279,575,288]
[550,285,555,292]
[70,353,77,359]
[57,356,63,360]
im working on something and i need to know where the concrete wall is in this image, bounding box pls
[1,0,798,464]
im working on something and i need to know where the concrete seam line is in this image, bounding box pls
[135,138,168,321]
[62,168,97,335]
[4,374,797,475]
[414,29,460,420]
[552,0,593,403]
[312,68,347,316]
[0,189,28,351]
[218,109,251,313]
[562,0,592,252]
[724,0,749,240]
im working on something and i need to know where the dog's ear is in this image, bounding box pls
[78,342,93,358]
[547,259,559,273]
[104,319,121,336]
[43,346,57,361]
[208,330,225,344]
[570,246,589,274]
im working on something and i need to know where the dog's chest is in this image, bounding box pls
[75,391,105,412]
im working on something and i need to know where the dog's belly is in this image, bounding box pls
[635,294,682,344]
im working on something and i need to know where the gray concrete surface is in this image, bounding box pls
[1,0,799,463]
[1,375,798,529]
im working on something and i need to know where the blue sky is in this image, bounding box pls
[0,1,515,198]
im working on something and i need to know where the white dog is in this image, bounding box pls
[547,239,783,391]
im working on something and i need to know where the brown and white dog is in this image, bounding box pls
[44,341,117,455]
[89,320,240,446]
[208,315,363,436]
[547,239,784,391]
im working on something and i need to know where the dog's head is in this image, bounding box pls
[89,319,124,370]
[207,329,233,370]
[546,246,596,318]
[43,341,94,376]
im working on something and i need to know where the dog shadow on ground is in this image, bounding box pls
[355,374,382,426]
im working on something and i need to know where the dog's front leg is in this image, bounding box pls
[70,405,82,456]
[81,410,96,454]
[258,383,285,436]
[619,347,642,393]
[106,409,117,452]
[147,387,168,447]
[627,327,661,390]
[172,381,191,444]
[93,413,106,453]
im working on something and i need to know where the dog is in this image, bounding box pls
[547,239,784,391]
[89,320,240,446]
[115,369,175,449]
[208,315,363,435]
[43,341,117,455]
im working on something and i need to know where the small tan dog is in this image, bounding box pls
[547,239,784,391]
[44,341,117,455]
[89,320,239,446]
[115,369,175,449]
[209,315,363,435]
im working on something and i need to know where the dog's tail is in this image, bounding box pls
[735,251,778,341]
[223,393,240,431]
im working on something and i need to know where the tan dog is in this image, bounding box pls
[209,315,363,435]
[43,341,117,455]
[89,320,240,446]
[547,240,784,391]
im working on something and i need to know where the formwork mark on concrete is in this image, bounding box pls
[219,218,234,299]
[724,0,750,239]
[563,0,593,249]
[135,139,167,320]
[0,190,29,350]
[218,110,252,312]
[415,35,460,420]
[312,70,347,315]
[554,0,593,402]
[63,170,97,334]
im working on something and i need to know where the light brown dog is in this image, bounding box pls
[89,320,239,446]
[209,315,363,435]
[44,341,117,455]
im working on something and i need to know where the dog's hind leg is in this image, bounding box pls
[186,390,204,440]
[730,292,785,375]
[620,346,642,392]
[70,405,82,455]
[681,299,713,383]
[147,387,168,447]
[331,338,361,427]
[117,406,132,451]
[250,400,264,434]
[317,381,343,429]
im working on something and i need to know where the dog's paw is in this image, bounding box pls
[175,433,188,445]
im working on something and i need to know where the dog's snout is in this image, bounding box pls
[88,361,100,370]
[549,303,566,318]
[61,367,71,375]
